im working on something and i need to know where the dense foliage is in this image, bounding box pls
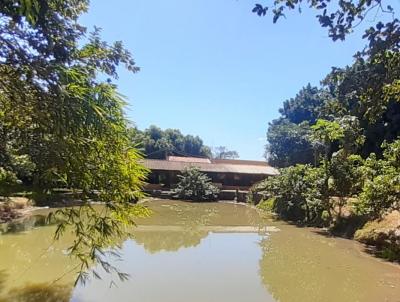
[173,167,220,201]
[266,119,314,167]
[252,1,400,245]
[254,165,326,223]
[132,126,239,160]
[258,0,400,169]
[266,59,400,167]
[252,0,396,41]
[355,140,400,218]
[0,0,150,283]
[254,139,399,225]
[133,125,211,159]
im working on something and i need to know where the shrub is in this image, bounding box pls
[355,139,400,218]
[173,167,219,201]
[330,152,364,197]
[250,164,326,224]
[357,173,399,218]
[257,197,276,212]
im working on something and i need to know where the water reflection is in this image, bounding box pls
[258,224,400,302]
[0,215,78,302]
[135,200,265,228]
[0,201,269,302]
[133,229,208,253]
[72,232,275,302]
[131,200,267,254]
[0,200,399,302]
[0,214,48,235]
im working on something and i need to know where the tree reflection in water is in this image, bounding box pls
[132,202,215,253]
[258,224,400,302]
[132,200,265,254]
[133,229,209,253]
[0,200,271,302]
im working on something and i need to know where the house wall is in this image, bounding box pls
[145,170,266,190]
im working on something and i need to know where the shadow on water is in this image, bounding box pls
[0,267,71,302]
[258,216,400,302]
[268,213,397,265]
[0,215,50,235]
[0,270,7,295]
[0,283,72,302]
[359,244,400,264]
[310,222,400,265]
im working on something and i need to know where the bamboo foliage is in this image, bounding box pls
[0,0,150,282]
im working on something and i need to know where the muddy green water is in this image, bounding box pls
[0,200,399,302]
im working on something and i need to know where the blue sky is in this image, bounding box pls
[80,0,395,160]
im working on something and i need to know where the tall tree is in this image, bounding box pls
[279,84,330,124]
[1,0,149,283]
[212,146,240,159]
[253,1,400,151]
[266,119,314,167]
[265,85,328,167]
[322,56,400,156]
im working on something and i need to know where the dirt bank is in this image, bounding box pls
[0,197,38,223]
[355,210,400,261]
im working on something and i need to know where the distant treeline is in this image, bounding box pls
[132,125,239,159]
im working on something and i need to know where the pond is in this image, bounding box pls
[0,200,399,302]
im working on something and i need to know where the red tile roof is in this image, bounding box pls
[142,156,278,176]
[167,156,211,164]
[211,159,270,166]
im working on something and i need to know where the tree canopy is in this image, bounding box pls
[252,0,397,41]
[133,125,212,159]
[266,41,400,166]
[0,0,149,283]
